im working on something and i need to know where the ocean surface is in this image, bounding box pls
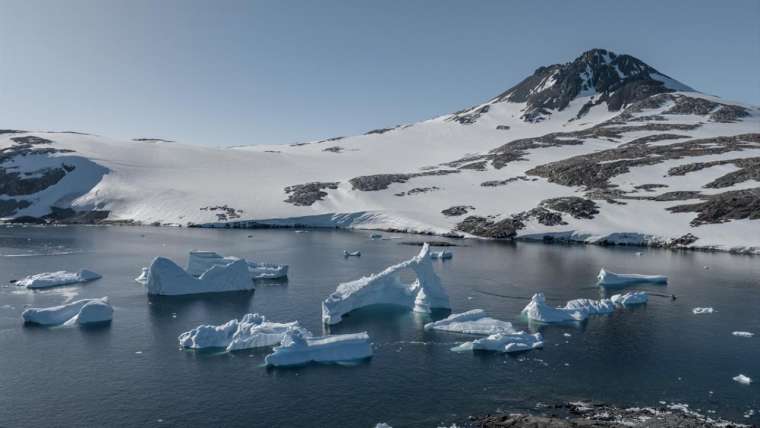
[0,226,758,427]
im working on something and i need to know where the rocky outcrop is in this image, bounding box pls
[668,157,760,189]
[283,182,340,206]
[349,170,459,192]
[199,205,243,221]
[395,186,440,197]
[540,197,599,219]
[480,176,535,187]
[441,205,475,217]
[456,216,524,239]
[667,188,760,226]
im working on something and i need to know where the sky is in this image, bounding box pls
[1,0,759,147]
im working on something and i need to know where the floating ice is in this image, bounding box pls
[22,297,112,326]
[178,313,311,352]
[521,293,614,323]
[322,243,450,324]
[135,267,148,285]
[732,331,754,338]
[264,328,373,367]
[370,233,382,239]
[343,250,361,257]
[430,250,453,260]
[693,307,715,314]
[610,291,648,305]
[187,250,289,279]
[16,269,101,289]
[424,309,515,335]
[143,256,253,295]
[733,374,752,385]
[597,269,667,287]
[451,331,544,353]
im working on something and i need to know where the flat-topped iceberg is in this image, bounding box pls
[597,269,667,287]
[693,307,715,314]
[144,256,253,295]
[451,331,544,353]
[343,250,361,257]
[611,291,648,305]
[322,243,450,325]
[178,313,311,352]
[521,293,614,323]
[16,269,101,289]
[424,309,515,335]
[732,331,754,338]
[187,250,289,279]
[22,297,112,326]
[430,250,453,260]
[264,328,373,367]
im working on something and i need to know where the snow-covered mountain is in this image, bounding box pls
[2,49,759,252]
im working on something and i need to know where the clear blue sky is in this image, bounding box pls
[2,0,758,146]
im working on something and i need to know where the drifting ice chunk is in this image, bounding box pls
[732,331,754,338]
[343,250,361,257]
[22,297,112,326]
[144,256,253,295]
[451,331,544,353]
[187,251,289,279]
[424,309,515,335]
[611,291,648,305]
[370,233,382,239]
[693,307,715,314]
[322,243,450,324]
[178,313,310,352]
[135,267,148,285]
[430,250,453,260]
[733,374,752,385]
[16,269,102,289]
[521,293,614,323]
[597,269,667,287]
[264,328,373,367]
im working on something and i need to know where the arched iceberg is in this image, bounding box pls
[143,256,253,295]
[322,243,450,325]
[22,297,113,326]
[264,328,373,367]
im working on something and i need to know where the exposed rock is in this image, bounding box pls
[480,176,534,187]
[395,186,440,197]
[496,125,510,130]
[0,199,31,217]
[459,161,488,171]
[634,183,668,192]
[349,170,459,192]
[322,146,344,153]
[132,138,175,143]
[441,205,475,217]
[364,127,395,135]
[667,187,760,226]
[514,207,567,226]
[663,96,719,115]
[540,197,599,219]
[283,182,339,206]
[456,216,524,239]
[666,233,699,247]
[199,205,243,221]
[668,157,760,189]
[710,104,749,123]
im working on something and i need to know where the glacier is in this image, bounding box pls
[424,309,515,335]
[16,269,102,289]
[322,243,450,325]
[264,328,373,367]
[597,269,667,287]
[521,292,615,323]
[451,331,544,354]
[178,313,311,352]
[143,256,253,295]
[22,297,113,326]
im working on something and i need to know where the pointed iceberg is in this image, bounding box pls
[178,313,311,352]
[144,256,253,295]
[521,292,614,323]
[424,309,515,335]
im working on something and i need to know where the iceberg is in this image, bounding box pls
[430,250,453,260]
[611,291,648,305]
[597,269,667,287]
[424,309,515,335]
[143,256,253,295]
[178,313,311,352]
[16,269,102,289]
[264,328,373,367]
[451,331,544,353]
[343,250,361,257]
[693,307,715,314]
[22,297,112,326]
[521,293,614,323]
[370,233,382,239]
[135,267,148,285]
[733,374,752,385]
[187,250,289,280]
[322,243,450,324]
[732,331,754,338]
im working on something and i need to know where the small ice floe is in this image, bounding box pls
[563,333,572,338]
[703,266,710,270]
[692,307,715,315]
[429,250,453,260]
[178,313,311,352]
[16,269,102,289]
[187,251,288,279]
[142,256,253,296]
[323,243,450,324]
[732,331,755,338]
[135,267,148,285]
[22,297,112,326]
[733,374,752,385]
[635,252,642,256]
[451,331,543,354]
[521,292,614,323]
[370,233,382,240]
[264,328,373,367]
[424,309,515,335]
[375,423,392,428]
[343,250,361,257]
[596,268,667,287]
[610,291,648,306]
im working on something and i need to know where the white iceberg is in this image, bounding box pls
[22,297,113,326]
[16,269,102,289]
[611,291,648,305]
[732,331,754,338]
[430,250,453,260]
[322,243,450,325]
[693,307,715,314]
[343,250,361,257]
[178,313,311,352]
[451,331,544,353]
[424,309,515,335]
[521,293,614,323]
[264,328,373,367]
[187,250,289,279]
[143,256,253,295]
[135,267,148,285]
[597,269,667,287]
[733,374,752,385]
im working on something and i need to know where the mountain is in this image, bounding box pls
[1,49,758,253]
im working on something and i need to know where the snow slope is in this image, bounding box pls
[1,49,758,252]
